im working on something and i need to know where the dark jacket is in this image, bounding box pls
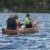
[7,17,16,29]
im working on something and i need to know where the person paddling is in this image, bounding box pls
[7,16,16,29]
[24,14,32,28]
[15,15,20,29]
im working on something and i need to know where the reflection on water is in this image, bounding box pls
[0,13,50,50]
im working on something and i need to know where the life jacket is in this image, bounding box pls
[24,17,30,25]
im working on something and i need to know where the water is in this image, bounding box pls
[0,13,50,50]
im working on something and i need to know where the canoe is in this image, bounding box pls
[2,21,39,35]
[2,27,38,35]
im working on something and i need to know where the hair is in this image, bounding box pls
[26,14,30,17]
[14,15,18,19]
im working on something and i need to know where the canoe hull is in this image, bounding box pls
[2,29,17,35]
[2,27,38,35]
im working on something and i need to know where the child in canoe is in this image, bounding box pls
[15,15,20,29]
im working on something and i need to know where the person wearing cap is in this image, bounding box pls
[15,15,20,29]
[24,14,32,28]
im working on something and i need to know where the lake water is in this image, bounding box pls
[0,13,50,50]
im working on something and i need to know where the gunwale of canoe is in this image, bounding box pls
[2,28,38,35]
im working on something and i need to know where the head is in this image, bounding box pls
[26,14,30,17]
[14,15,18,19]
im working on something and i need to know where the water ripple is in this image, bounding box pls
[0,13,50,50]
